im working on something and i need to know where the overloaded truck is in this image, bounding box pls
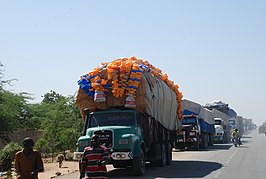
[175,99,215,150]
[74,57,183,175]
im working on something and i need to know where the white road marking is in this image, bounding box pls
[214,170,222,178]
[214,150,238,178]
[226,151,238,164]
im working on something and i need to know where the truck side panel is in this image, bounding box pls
[142,115,175,162]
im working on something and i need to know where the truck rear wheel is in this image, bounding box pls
[205,134,209,148]
[132,148,145,176]
[157,143,167,167]
[166,142,172,165]
[208,135,214,146]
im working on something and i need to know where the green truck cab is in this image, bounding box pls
[74,109,175,176]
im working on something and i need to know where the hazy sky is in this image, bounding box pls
[0,1,265,125]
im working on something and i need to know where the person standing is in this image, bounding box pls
[57,154,65,168]
[232,128,242,146]
[80,134,109,179]
[15,137,44,179]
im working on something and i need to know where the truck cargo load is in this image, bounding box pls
[182,99,215,125]
[76,71,181,131]
[75,57,183,176]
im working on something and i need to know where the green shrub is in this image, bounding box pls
[0,142,22,171]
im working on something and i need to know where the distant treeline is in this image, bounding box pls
[0,62,83,154]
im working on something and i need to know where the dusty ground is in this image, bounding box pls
[38,159,79,179]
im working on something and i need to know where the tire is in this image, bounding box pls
[200,134,206,149]
[223,134,228,143]
[195,137,200,151]
[166,142,172,165]
[157,143,167,167]
[132,148,145,176]
[208,135,214,146]
[204,134,209,148]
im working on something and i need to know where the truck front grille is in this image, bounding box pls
[94,130,113,148]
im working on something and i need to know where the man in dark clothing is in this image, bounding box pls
[80,134,110,179]
[57,154,65,168]
[15,137,44,179]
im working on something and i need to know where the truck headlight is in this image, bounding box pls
[111,152,132,160]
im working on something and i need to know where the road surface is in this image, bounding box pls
[57,130,266,179]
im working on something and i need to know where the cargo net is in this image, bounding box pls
[76,57,183,120]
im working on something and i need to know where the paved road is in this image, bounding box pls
[58,130,266,179]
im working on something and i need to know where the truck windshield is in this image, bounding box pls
[89,112,135,127]
[229,120,235,125]
[182,118,197,125]
[215,120,222,125]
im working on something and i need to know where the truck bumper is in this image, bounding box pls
[213,135,223,142]
[175,137,198,149]
[175,142,198,149]
[110,152,133,160]
[74,150,133,161]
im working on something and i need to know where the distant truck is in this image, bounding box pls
[175,99,215,150]
[74,58,183,176]
[229,117,237,130]
[259,125,266,134]
[212,109,230,143]
[204,101,236,143]
[213,117,225,142]
[235,116,244,137]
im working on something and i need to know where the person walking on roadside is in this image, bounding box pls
[57,154,65,168]
[232,128,242,146]
[15,137,44,179]
[80,134,110,179]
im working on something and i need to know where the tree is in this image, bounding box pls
[35,91,82,157]
[41,90,65,104]
[0,62,83,156]
[0,62,15,91]
[0,62,38,143]
[0,142,22,171]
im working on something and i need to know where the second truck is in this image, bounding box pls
[175,99,215,150]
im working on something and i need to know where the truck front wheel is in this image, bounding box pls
[132,148,145,176]
[195,137,200,151]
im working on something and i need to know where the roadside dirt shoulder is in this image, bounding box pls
[38,161,79,179]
